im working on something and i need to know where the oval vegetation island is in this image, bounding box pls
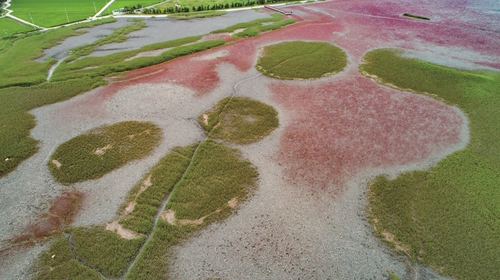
[256,41,347,80]
[200,97,279,144]
[49,121,162,184]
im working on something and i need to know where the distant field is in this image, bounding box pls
[10,0,105,27]
[108,0,164,10]
[0,18,34,35]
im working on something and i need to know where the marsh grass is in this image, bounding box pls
[0,77,104,178]
[126,139,258,278]
[120,145,196,234]
[168,10,226,19]
[52,39,226,81]
[229,17,296,38]
[70,227,144,277]
[0,18,115,88]
[211,12,283,33]
[201,96,279,143]
[125,220,193,280]
[167,139,258,220]
[35,237,102,280]
[256,41,347,79]
[362,49,500,279]
[48,121,162,184]
[64,19,147,64]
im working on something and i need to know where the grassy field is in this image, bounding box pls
[9,0,106,27]
[201,96,279,144]
[362,49,500,279]
[48,121,162,184]
[256,41,347,79]
[0,18,34,36]
[108,0,163,11]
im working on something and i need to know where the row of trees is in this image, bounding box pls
[142,0,290,14]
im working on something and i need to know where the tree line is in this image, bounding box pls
[139,0,290,14]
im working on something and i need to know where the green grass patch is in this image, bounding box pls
[59,35,202,71]
[362,49,500,280]
[256,41,347,79]
[9,0,107,27]
[48,121,162,184]
[120,145,197,234]
[211,12,283,33]
[231,18,296,37]
[0,17,115,88]
[70,227,144,277]
[168,10,226,19]
[0,77,105,178]
[34,237,103,280]
[64,19,146,63]
[402,13,430,20]
[167,139,258,220]
[127,139,258,278]
[52,38,226,81]
[108,0,163,12]
[201,96,279,144]
[125,220,193,279]
[0,18,35,36]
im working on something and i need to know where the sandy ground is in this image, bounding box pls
[1,1,498,279]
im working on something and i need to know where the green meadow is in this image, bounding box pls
[9,0,105,27]
[0,18,34,36]
[108,0,163,11]
[362,49,500,280]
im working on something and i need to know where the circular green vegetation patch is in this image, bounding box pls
[256,41,347,80]
[200,97,279,144]
[49,121,161,184]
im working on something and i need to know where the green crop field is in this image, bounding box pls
[0,18,34,35]
[108,0,163,10]
[9,0,106,27]
[362,49,500,280]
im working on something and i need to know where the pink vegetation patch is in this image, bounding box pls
[272,75,463,192]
